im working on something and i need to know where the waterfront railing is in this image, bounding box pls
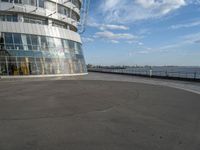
[88,68,200,81]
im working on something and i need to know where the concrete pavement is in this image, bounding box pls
[0,75,200,150]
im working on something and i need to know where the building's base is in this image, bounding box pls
[0,73,88,79]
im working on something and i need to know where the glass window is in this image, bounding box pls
[13,15,18,22]
[52,20,68,29]
[62,39,70,53]
[21,34,28,50]
[30,0,36,6]
[57,5,70,17]
[6,15,12,22]
[14,0,22,4]
[45,1,56,11]
[13,33,23,50]
[54,38,64,55]
[13,33,22,44]
[31,35,39,50]
[47,37,55,49]
[1,0,9,2]
[22,0,29,5]
[0,33,86,75]
[0,15,5,21]
[69,40,75,51]
[5,33,13,44]
[77,43,83,55]
[0,14,18,22]
[54,38,62,48]
[23,15,47,25]
[72,12,78,21]
[4,33,14,50]
[40,36,48,51]
[26,35,32,50]
[38,0,44,8]
[72,0,81,9]
[74,42,79,54]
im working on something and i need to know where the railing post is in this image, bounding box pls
[194,72,197,80]
[165,71,168,77]
[149,69,152,78]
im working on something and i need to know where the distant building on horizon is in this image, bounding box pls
[0,0,87,76]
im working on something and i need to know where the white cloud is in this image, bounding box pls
[99,24,129,31]
[128,49,150,57]
[102,0,121,11]
[126,41,136,44]
[138,42,144,46]
[137,50,149,54]
[159,32,200,51]
[110,40,119,44]
[99,0,186,23]
[95,31,137,43]
[194,40,200,43]
[81,37,94,43]
[186,0,200,4]
[87,20,129,31]
[182,32,200,44]
[171,20,200,29]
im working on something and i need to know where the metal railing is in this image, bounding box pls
[88,68,200,81]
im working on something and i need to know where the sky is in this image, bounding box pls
[81,0,200,66]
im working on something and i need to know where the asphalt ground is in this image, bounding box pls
[0,74,200,150]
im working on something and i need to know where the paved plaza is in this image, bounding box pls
[0,73,200,150]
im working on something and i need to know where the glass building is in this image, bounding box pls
[0,0,87,76]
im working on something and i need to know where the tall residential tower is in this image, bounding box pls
[0,0,87,76]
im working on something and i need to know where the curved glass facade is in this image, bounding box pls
[0,32,86,75]
[0,0,87,76]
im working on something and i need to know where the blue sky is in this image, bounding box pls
[81,0,200,66]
